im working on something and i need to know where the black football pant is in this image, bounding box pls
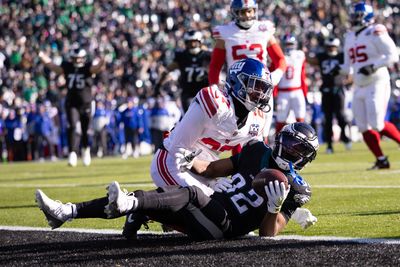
[65,103,92,153]
[321,89,351,148]
[75,185,230,240]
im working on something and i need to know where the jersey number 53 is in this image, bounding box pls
[232,44,264,62]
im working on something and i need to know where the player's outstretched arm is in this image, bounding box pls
[90,57,106,74]
[191,157,234,178]
[259,212,287,237]
[38,51,63,75]
[258,181,290,236]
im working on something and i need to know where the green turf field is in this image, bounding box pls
[0,141,399,238]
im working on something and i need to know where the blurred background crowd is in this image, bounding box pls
[0,0,399,162]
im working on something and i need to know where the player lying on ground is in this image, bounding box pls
[36,122,318,240]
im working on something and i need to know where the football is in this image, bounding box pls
[252,169,289,199]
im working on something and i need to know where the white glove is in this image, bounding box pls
[291,208,317,229]
[174,148,202,172]
[264,181,290,214]
[212,177,233,193]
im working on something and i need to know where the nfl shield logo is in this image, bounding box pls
[249,124,259,136]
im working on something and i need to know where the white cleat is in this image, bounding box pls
[105,181,137,219]
[35,189,73,229]
[82,147,91,166]
[68,151,78,167]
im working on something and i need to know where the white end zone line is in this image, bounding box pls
[2,183,400,189]
[1,226,399,245]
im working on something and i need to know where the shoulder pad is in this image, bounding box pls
[373,24,388,35]
[196,85,230,119]
[257,20,276,34]
[212,26,222,39]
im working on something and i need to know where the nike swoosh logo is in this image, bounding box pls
[127,214,135,223]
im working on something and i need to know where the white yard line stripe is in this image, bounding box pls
[1,183,399,189]
[314,185,400,188]
[1,226,399,244]
[0,183,154,188]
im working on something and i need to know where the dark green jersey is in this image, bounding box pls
[211,141,309,237]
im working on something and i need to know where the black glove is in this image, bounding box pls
[358,64,376,75]
[329,65,341,76]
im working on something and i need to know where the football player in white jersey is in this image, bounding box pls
[208,0,287,146]
[152,58,272,196]
[274,35,308,133]
[341,2,400,169]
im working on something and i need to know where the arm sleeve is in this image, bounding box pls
[208,47,226,85]
[301,59,308,97]
[372,25,399,69]
[267,43,287,85]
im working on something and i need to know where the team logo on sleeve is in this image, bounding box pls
[249,124,260,136]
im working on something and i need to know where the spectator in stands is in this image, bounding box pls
[33,104,56,161]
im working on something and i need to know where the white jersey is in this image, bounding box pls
[212,20,275,68]
[164,84,266,161]
[278,50,306,90]
[342,24,399,87]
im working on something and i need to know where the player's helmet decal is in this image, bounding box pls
[273,122,319,171]
[350,2,374,30]
[230,0,258,29]
[226,58,273,112]
[69,43,87,67]
[184,30,203,55]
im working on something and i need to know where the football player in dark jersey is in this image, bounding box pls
[307,38,352,154]
[35,122,318,240]
[39,43,105,166]
[154,30,211,112]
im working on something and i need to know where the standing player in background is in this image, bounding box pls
[154,30,211,113]
[274,35,308,133]
[340,3,400,169]
[208,0,287,146]
[307,37,352,154]
[39,43,105,167]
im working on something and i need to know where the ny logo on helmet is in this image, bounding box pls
[230,61,246,74]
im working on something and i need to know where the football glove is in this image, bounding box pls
[264,181,290,214]
[291,208,317,229]
[358,64,376,75]
[174,148,202,172]
[212,177,233,193]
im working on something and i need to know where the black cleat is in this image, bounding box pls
[368,156,390,170]
[122,212,149,240]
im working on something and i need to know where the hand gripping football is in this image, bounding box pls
[252,169,289,199]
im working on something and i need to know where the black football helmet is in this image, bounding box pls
[273,122,319,170]
[69,43,87,67]
[183,30,203,55]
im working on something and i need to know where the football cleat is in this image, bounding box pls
[82,147,91,167]
[68,151,78,167]
[368,156,390,170]
[35,189,73,229]
[122,213,149,240]
[105,181,137,219]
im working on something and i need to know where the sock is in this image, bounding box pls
[377,156,387,161]
[362,130,384,158]
[379,121,400,144]
[71,204,77,218]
